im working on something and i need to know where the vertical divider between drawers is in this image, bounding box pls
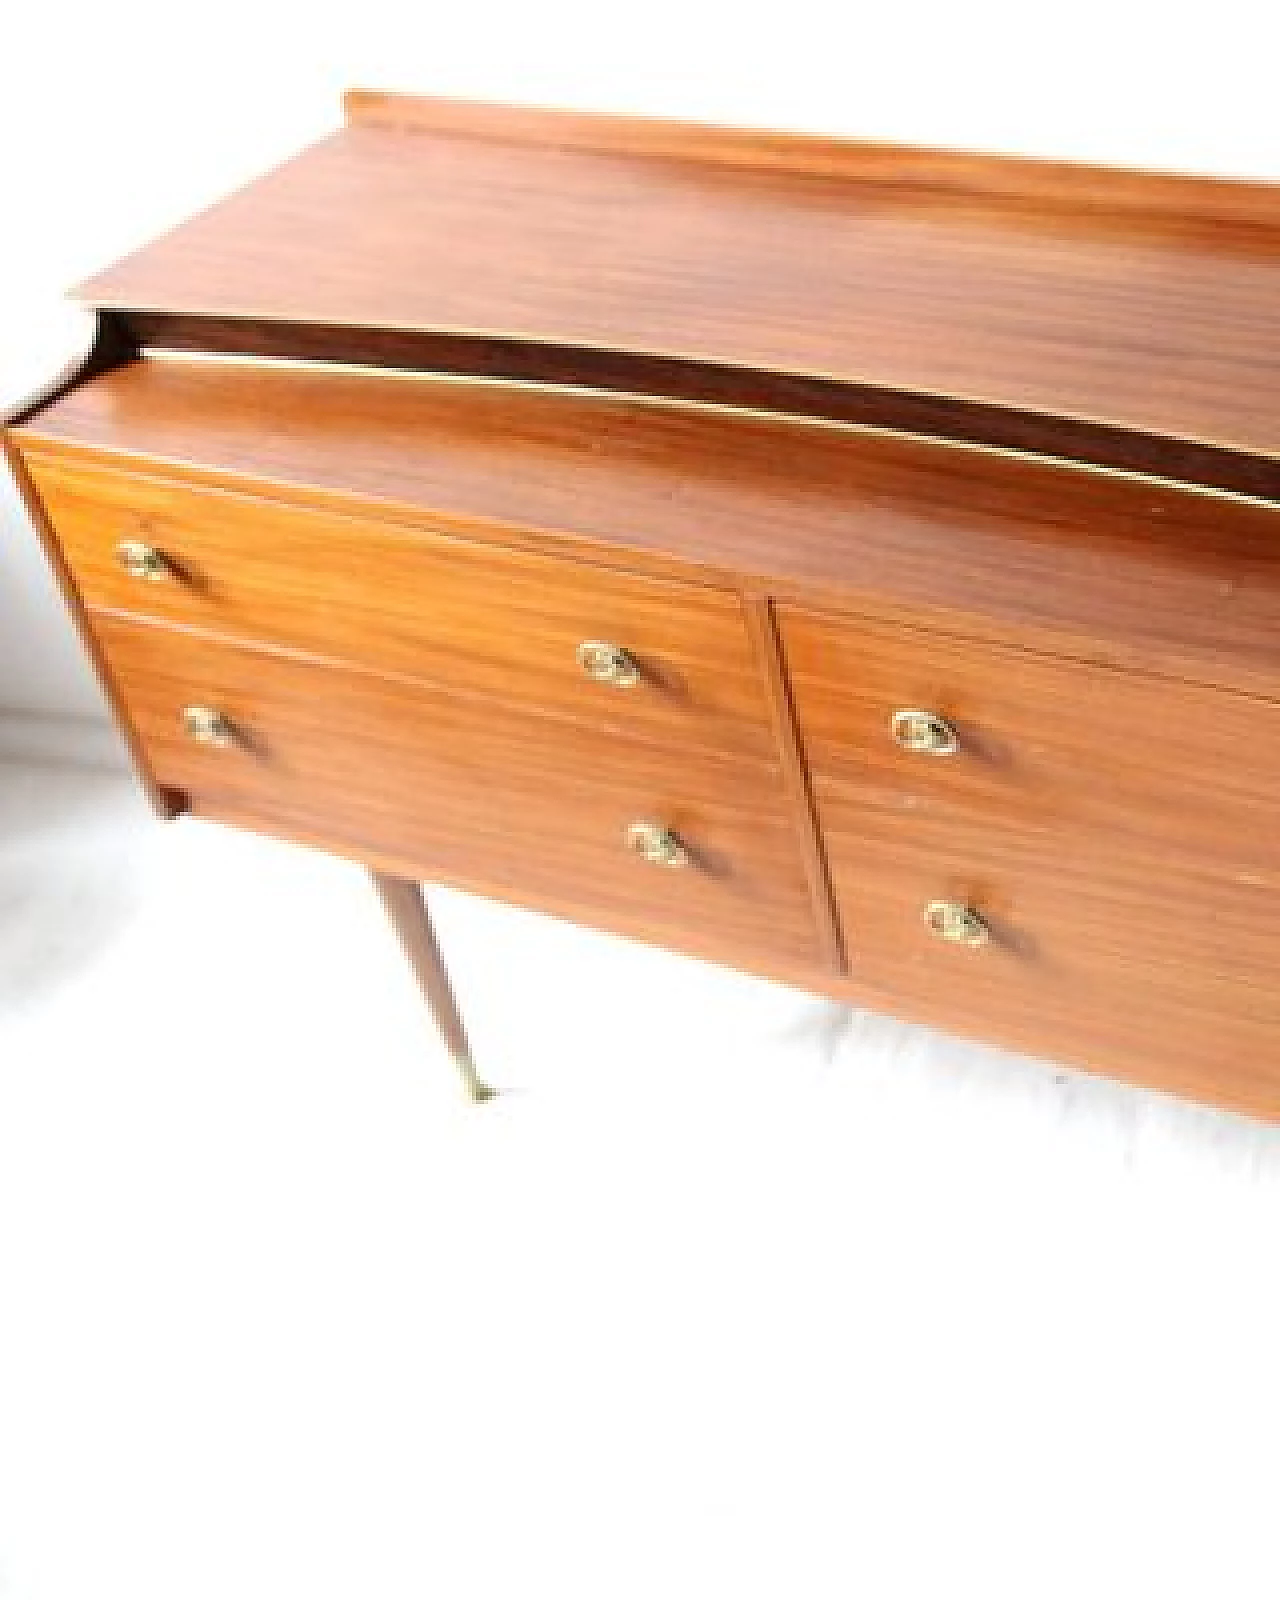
[740,586,847,975]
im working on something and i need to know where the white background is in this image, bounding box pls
[2,4,1280,1599]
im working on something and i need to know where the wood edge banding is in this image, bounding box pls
[0,431,181,819]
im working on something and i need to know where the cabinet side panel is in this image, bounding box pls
[2,434,181,818]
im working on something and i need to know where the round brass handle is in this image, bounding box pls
[890,708,960,756]
[181,705,237,747]
[923,899,990,947]
[577,640,640,688]
[115,540,171,582]
[624,820,689,869]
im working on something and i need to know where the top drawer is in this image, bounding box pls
[779,604,1280,880]
[26,454,775,758]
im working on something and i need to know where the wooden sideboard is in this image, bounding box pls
[5,92,1279,1117]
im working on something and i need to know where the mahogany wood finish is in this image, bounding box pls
[779,607,1280,881]
[109,310,1280,503]
[89,613,823,976]
[77,96,1280,477]
[19,362,1280,704]
[23,454,776,759]
[6,91,1280,1119]
[817,799,1280,1120]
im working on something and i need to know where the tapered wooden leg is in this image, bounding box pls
[370,871,494,1102]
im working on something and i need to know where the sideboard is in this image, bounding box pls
[5,92,1278,1117]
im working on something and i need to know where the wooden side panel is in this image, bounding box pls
[341,90,1280,228]
[2,435,178,816]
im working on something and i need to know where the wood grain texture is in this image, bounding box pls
[780,605,1280,881]
[816,794,1280,1119]
[827,962,1280,1126]
[112,311,1280,502]
[342,91,1280,228]
[91,613,824,974]
[17,360,1280,704]
[18,93,1280,1121]
[24,453,775,758]
[741,592,846,975]
[73,99,1280,469]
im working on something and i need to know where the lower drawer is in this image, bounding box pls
[818,785,1280,1115]
[93,614,824,974]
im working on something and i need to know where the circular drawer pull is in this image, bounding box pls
[181,704,237,747]
[923,899,989,947]
[890,707,959,756]
[577,640,640,688]
[115,540,171,581]
[624,820,689,869]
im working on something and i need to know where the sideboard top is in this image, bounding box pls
[76,91,1280,468]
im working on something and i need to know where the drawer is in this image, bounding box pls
[92,613,823,974]
[779,606,1280,880]
[818,792,1280,1115]
[30,456,775,758]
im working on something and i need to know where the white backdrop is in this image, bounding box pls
[2,0,1279,722]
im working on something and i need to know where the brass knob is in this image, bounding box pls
[115,540,170,581]
[890,708,959,756]
[180,705,237,747]
[577,640,640,688]
[624,820,689,868]
[923,899,990,947]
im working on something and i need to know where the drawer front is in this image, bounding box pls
[819,792,1280,1114]
[779,605,1280,880]
[31,456,775,757]
[93,614,822,973]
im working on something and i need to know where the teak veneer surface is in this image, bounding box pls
[24,454,776,759]
[76,95,1280,470]
[816,795,1280,1118]
[19,358,1280,702]
[93,613,822,975]
[821,801,1280,1007]
[779,606,1280,883]
[9,90,1280,1122]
